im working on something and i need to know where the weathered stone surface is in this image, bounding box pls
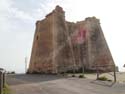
[28,6,115,74]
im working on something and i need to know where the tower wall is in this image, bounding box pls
[28,6,115,74]
[28,15,55,73]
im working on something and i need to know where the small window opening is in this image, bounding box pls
[36,36,38,40]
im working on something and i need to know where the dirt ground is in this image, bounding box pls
[7,72,125,94]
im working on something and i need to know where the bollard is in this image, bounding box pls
[0,71,3,94]
[114,65,116,82]
[96,66,99,80]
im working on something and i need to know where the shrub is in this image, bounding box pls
[107,79,112,82]
[26,71,30,74]
[72,74,76,77]
[97,76,108,81]
[11,71,15,74]
[79,74,85,78]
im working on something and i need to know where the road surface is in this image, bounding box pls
[7,74,125,94]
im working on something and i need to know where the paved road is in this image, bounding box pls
[7,74,125,94]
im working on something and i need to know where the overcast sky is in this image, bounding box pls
[0,0,125,73]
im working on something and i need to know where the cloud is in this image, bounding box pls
[9,8,34,21]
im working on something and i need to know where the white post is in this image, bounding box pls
[25,57,27,73]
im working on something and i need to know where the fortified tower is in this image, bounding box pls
[28,6,115,74]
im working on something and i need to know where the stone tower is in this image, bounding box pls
[28,6,115,74]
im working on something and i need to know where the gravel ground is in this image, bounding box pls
[6,73,125,94]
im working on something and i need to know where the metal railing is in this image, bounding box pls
[0,69,6,94]
[91,64,116,86]
[95,65,116,82]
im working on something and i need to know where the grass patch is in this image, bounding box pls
[3,84,11,94]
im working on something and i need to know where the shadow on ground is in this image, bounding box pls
[6,74,66,86]
[91,80,116,87]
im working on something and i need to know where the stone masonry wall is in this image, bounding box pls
[28,6,115,74]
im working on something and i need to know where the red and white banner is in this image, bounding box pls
[72,28,87,44]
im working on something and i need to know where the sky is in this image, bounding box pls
[0,0,125,73]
